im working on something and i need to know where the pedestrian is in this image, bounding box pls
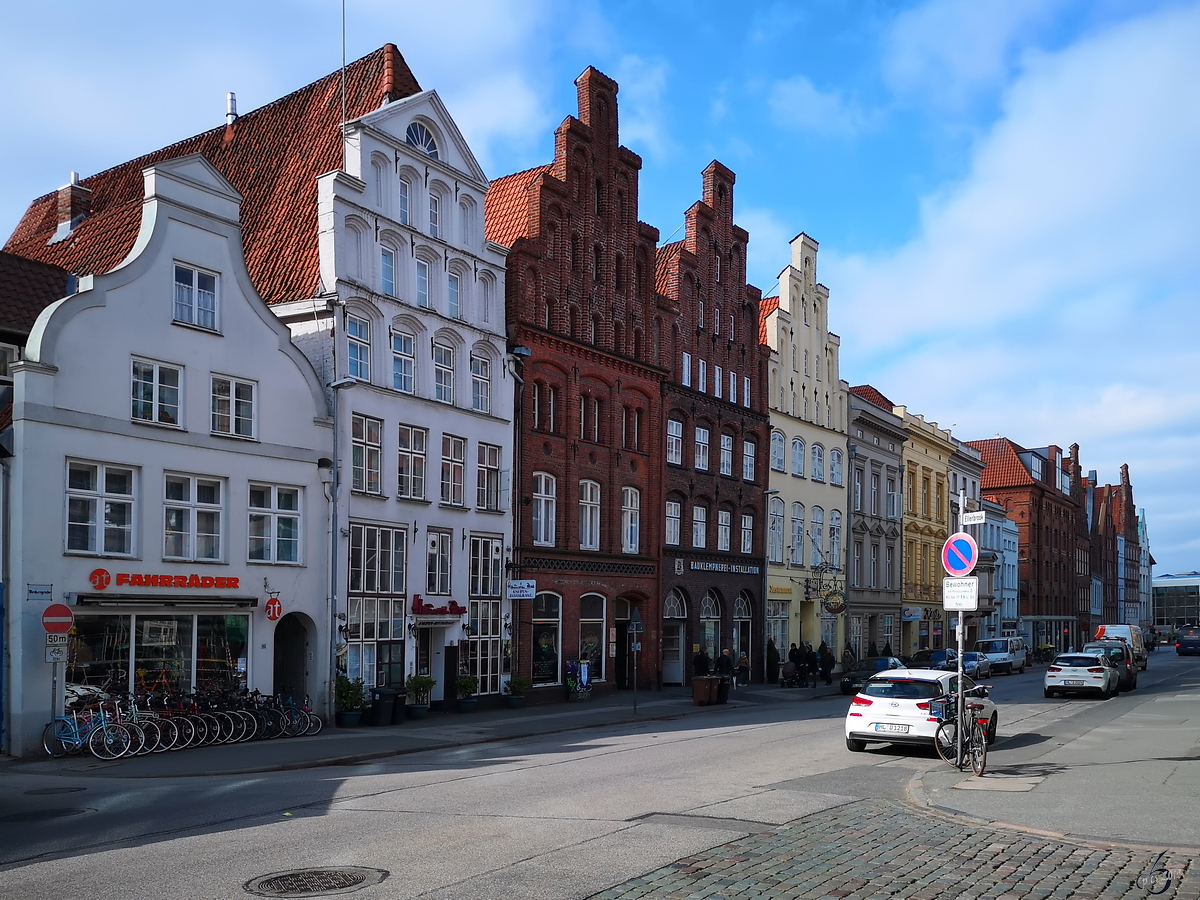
[736,651,749,687]
[820,647,835,685]
[788,642,803,671]
[805,643,819,688]
[692,646,711,678]
[715,648,735,689]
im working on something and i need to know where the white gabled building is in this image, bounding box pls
[273,89,512,705]
[4,156,331,756]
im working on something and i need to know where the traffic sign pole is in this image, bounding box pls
[957,490,966,763]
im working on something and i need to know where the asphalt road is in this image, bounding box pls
[1,652,1196,899]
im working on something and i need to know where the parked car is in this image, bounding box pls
[961,652,992,679]
[1093,624,1147,671]
[1176,625,1200,656]
[845,668,997,752]
[1043,653,1118,699]
[973,636,1028,675]
[839,657,906,695]
[1081,641,1136,691]
[907,648,958,671]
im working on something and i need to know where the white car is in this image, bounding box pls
[844,668,998,753]
[1043,653,1118,699]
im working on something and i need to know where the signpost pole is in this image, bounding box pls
[956,489,967,764]
[629,608,643,715]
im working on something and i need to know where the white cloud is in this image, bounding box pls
[826,4,1200,570]
[768,75,873,137]
[881,0,1063,110]
[611,55,673,160]
[736,205,792,293]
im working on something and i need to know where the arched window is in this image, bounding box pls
[701,591,721,619]
[810,507,824,567]
[663,588,686,619]
[768,497,784,564]
[791,438,805,476]
[770,431,785,471]
[790,502,805,565]
[405,122,438,158]
[830,449,844,486]
[700,590,721,657]
[811,444,825,482]
[829,510,843,570]
[734,592,752,620]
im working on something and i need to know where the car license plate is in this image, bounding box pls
[874,723,909,733]
[1063,680,1085,685]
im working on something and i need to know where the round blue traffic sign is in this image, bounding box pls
[941,532,979,577]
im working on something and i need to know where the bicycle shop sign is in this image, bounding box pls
[88,568,243,590]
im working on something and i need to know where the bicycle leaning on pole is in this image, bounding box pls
[930,685,991,776]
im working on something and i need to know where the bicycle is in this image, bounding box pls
[931,690,990,776]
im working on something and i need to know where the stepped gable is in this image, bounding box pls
[968,437,1035,488]
[4,44,420,308]
[757,295,779,344]
[0,251,70,335]
[483,164,550,248]
[849,384,895,412]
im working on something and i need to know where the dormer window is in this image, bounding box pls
[406,122,438,159]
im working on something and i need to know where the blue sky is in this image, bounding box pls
[3,0,1197,574]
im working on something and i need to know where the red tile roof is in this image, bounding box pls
[0,251,69,335]
[968,437,1035,489]
[849,384,895,412]
[758,295,779,345]
[3,45,420,309]
[483,164,550,248]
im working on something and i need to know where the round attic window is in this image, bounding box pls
[405,122,438,159]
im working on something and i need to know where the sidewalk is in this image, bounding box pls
[0,679,843,779]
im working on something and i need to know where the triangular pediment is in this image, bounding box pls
[356,90,489,185]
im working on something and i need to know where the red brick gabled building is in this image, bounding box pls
[485,68,665,694]
[655,162,769,684]
[969,437,1082,651]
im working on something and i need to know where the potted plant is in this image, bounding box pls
[335,675,366,728]
[405,674,437,719]
[455,673,479,712]
[504,674,532,709]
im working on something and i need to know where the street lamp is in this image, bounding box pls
[327,376,357,718]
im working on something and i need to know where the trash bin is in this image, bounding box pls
[692,675,717,706]
[391,692,407,725]
[716,677,731,704]
[371,687,397,726]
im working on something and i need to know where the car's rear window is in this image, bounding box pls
[861,679,943,700]
[1180,627,1200,638]
[1055,655,1103,667]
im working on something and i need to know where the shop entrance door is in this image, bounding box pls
[662,623,683,684]
[272,613,308,701]
[376,641,405,688]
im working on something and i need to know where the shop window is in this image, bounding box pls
[532,593,561,684]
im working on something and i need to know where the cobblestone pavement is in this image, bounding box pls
[590,799,1197,900]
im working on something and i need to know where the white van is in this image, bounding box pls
[1093,624,1147,670]
[973,637,1028,675]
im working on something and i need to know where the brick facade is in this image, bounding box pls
[656,162,769,684]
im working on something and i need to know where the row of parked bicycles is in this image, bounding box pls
[42,687,322,759]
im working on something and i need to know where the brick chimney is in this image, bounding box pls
[49,172,91,244]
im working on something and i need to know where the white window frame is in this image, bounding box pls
[347,315,371,381]
[742,440,756,482]
[770,432,786,471]
[163,473,223,561]
[132,358,181,427]
[440,433,466,506]
[248,484,301,564]
[621,486,640,554]
[810,507,824,567]
[427,530,451,595]
[471,354,491,413]
[477,442,501,511]
[790,502,805,565]
[429,192,441,239]
[768,498,784,564]
[743,375,750,407]
[830,449,844,486]
[416,259,430,308]
[666,500,681,546]
[720,433,733,476]
[695,426,710,471]
[397,424,427,500]
[682,352,692,387]
[392,330,415,394]
[173,263,217,330]
[717,508,731,552]
[210,375,256,439]
[579,479,600,550]
[532,472,557,546]
[667,419,683,465]
[448,271,462,318]
[791,438,805,476]
[398,177,410,225]
[692,504,707,549]
[811,444,825,482]
[714,364,723,399]
[740,514,753,554]
[352,413,383,494]
[381,247,396,297]
[433,341,455,404]
[66,461,136,556]
[698,359,707,393]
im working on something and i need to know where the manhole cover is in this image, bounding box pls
[24,787,87,795]
[244,867,388,898]
[0,807,95,822]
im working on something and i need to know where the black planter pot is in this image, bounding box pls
[504,695,525,709]
[457,698,478,713]
[335,710,363,728]
[406,704,429,720]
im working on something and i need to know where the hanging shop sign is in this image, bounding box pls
[265,596,283,621]
[821,589,847,615]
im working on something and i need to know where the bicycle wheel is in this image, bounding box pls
[88,722,132,760]
[42,720,74,758]
[304,711,323,737]
[152,717,178,752]
[135,720,160,755]
[934,720,961,767]
[123,722,148,756]
[970,722,988,776]
[283,708,308,738]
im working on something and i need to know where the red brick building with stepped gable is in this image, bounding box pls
[655,161,769,684]
[486,68,666,694]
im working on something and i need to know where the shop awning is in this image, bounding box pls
[70,593,259,608]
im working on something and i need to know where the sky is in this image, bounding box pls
[3,0,1197,574]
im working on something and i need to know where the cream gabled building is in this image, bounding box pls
[760,234,850,658]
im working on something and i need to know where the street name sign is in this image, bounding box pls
[961,511,986,526]
[941,532,979,577]
[943,577,980,611]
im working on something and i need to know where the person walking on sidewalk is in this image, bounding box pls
[820,647,835,685]
[736,651,749,687]
[693,646,711,678]
[804,643,819,688]
[715,648,736,689]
